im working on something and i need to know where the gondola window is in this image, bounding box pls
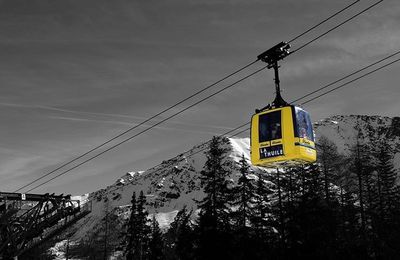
[259,111,282,142]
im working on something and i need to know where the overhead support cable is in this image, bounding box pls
[291,0,384,54]
[105,52,400,194]
[188,49,400,161]
[24,66,269,193]
[292,49,400,103]
[287,0,360,43]
[16,0,382,193]
[301,57,400,105]
[13,60,258,193]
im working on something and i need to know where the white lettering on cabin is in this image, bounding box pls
[260,145,284,159]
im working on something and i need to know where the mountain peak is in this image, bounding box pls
[65,114,399,250]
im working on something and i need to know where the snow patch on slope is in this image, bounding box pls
[63,115,400,248]
[152,210,179,229]
[229,137,250,162]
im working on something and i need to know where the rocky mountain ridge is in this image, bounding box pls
[52,114,400,257]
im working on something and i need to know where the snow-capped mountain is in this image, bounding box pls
[315,115,400,167]
[69,138,269,241]
[59,115,400,254]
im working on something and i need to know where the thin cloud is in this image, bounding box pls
[279,23,400,80]
[0,101,234,131]
[320,24,400,57]
[0,155,49,180]
[47,115,231,136]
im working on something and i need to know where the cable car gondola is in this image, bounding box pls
[250,42,316,167]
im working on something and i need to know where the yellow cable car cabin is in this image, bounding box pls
[250,41,317,167]
[250,105,316,167]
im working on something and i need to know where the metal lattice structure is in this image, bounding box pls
[0,192,91,259]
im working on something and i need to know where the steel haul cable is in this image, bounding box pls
[292,49,400,104]
[287,0,360,43]
[24,66,269,193]
[14,0,362,193]
[19,0,381,192]
[13,60,258,193]
[291,0,384,54]
[177,51,400,159]
[40,50,400,194]
[301,57,400,105]
[107,52,400,194]
[214,51,400,145]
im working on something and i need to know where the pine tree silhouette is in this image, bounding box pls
[166,207,195,260]
[126,192,137,259]
[251,172,271,238]
[148,215,165,260]
[230,154,257,259]
[197,136,233,260]
[371,140,400,258]
[231,154,254,232]
[126,191,151,260]
[317,135,343,204]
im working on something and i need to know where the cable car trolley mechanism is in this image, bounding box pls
[250,42,317,167]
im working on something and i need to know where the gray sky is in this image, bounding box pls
[1,0,399,195]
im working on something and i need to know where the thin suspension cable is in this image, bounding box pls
[228,127,250,138]
[16,2,366,193]
[16,1,381,193]
[184,123,250,156]
[193,58,400,160]
[291,0,384,54]
[190,50,400,159]
[26,48,400,193]
[104,54,400,195]
[287,0,360,43]
[291,49,400,103]
[13,59,259,193]
[105,122,252,195]
[25,66,269,193]
[98,0,366,195]
[301,57,400,105]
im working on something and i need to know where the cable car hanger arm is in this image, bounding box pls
[256,42,291,112]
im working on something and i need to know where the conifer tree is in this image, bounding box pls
[99,201,122,259]
[126,192,137,259]
[317,136,343,203]
[349,129,369,233]
[138,191,151,259]
[197,136,233,259]
[126,191,151,260]
[284,163,339,259]
[374,140,398,216]
[251,171,275,259]
[332,161,361,257]
[230,154,257,259]
[371,140,400,258]
[346,126,375,254]
[148,215,165,260]
[337,184,360,257]
[165,207,195,260]
[103,198,110,259]
[231,154,254,232]
[275,168,285,244]
[251,172,271,237]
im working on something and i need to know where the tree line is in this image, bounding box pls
[79,133,400,259]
